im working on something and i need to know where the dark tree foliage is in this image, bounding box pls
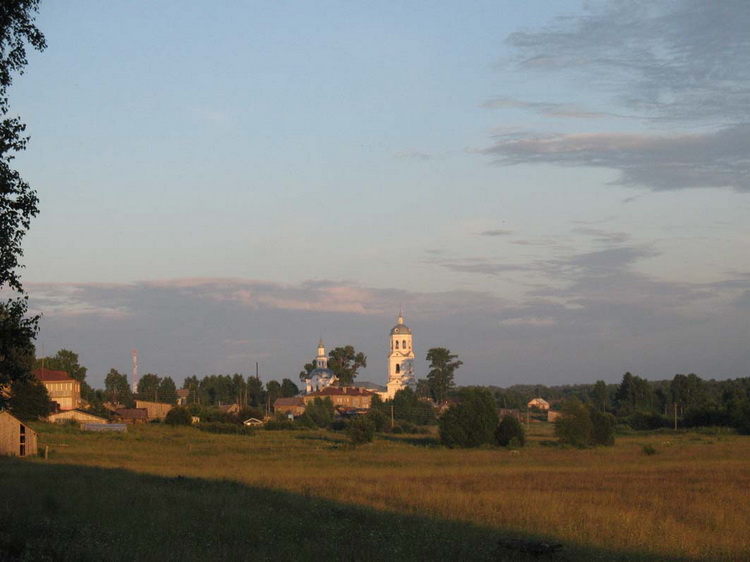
[0,299,35,390]
[439,387,498,448]
[589,407,616,446]
[137,373,161,401]
[305,397,334,428]
[391,388,436,425]
[35,349,87,383]
[9,376,52,420]
[347,415,375,445]
[298,359,316,382]
[426,347,462,403]
[555,399,593,448]
[495,414,526,448]
[328,345,367,386]
[265,380,281,407]
[104,368,132,406]
[164,406,192,426]
[280,378,299,397]
[0,1,45,387]
[158,376,178,404]
[615,372,653,413]
[365,407,388,432]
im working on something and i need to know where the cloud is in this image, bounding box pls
[486,1,750,193]
[505,1,750,123]
[480,125,750,192]
[477,229,512,237]
[481,96,613,119]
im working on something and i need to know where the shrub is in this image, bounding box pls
[555,399,593,448]
[164,406,192,426]
[295,412,317,429]
[589,408,616,446]
[347,416,375,445]
[495,415,526,447]
[197,422,255,436]
[264,420,296,431]
[439,387,499,448]
[365,408,388,432]
[642,444,657,456]
[305,398,335,428]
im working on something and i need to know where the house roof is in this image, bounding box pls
[33,368,76,382]
[308,386,375,397]
[114,408,148,420]
[274,397,305,407]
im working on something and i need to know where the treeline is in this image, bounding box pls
[490,372,750,433]
[182,374,300,409]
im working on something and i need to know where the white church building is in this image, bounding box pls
[302,311,417,400]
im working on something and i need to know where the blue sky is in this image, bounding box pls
[12,1,750,389]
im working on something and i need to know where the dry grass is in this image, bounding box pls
[20,422,750,560]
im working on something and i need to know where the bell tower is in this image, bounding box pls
[386,309,416,398]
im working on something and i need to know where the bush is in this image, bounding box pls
[347,416,375,445]
[197,422,255,436]
[555,399,593,448]
[439,388,498,448]
[164,406,192,426]
[589,408,616,446]
[305,398,335,428]
[642,444,657,456]
[495,415,525,448]
[263,419,296,431]
[365,408,388,432]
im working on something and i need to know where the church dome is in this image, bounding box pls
[309,367,335,379]
[390,323,411,335]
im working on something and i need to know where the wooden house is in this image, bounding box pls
[47,410,108,425]
[527,397,550,411]
[243,418,264,427]
[273,397,306,416]
[135,400,173,420]
[33,368,81,411]
[113,408,148,424]
[0,411,38,457]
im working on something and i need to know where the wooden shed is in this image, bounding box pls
[0,411,38,457]
[47,409,109,425]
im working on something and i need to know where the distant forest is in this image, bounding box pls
[488,372,750,433]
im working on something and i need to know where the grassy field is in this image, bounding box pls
[1,422,749,561]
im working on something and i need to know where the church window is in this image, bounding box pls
[403,340,406,348]
[395,341,399,349]
[395,364,400,374]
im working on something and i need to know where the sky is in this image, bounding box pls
[10,0,750,389]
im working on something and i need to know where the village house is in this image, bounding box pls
[135,400,174,420]
[527,397,550,411]
[273,397,306,417]
[47,409,108,425]
[113,408,148,424]
[0,411,38,457]
[33,368,81,411]
[303,387,375,410]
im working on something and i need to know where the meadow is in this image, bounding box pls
[1,422,749,561]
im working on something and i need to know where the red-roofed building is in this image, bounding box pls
[303,387,376,410]
[33,368,81,411]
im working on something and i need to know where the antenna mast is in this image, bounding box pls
[132,349,138,393]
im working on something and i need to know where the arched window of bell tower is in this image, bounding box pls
[395,341,399,349]
[395,364,400,374]
[402,340,406,348]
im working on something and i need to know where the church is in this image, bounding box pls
[302,311,417,400]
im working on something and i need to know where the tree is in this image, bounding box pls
[392,388,435,425]
[555,398,594,448]
[165,406,192,426]
[495,414,526,448]
[36,349,88,383]
[280,378,299,397]
[589,407,616,446]
[426,347,462,403]
[347,416,375,445]
[158,376,178,404]
[0,299,36,392]
[0,2,46,388]
[104,368,132,405]
[299,360,316,382]
[9,377,52,420]
[591,380,609,412]
[246,376,264,407]
[438,387,498,448]
[266,380,281,411]
[328,345,367,386]
[615,372,652,412]
[304,397,334,428]
[137,373,161,401]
